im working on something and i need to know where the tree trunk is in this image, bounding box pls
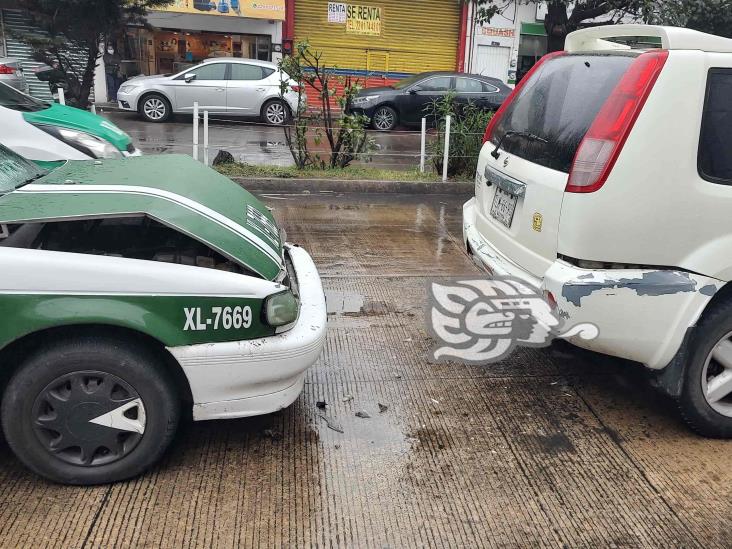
[544,1,569,52]
[77,45,99,109]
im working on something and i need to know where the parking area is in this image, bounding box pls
[0,191,729,548]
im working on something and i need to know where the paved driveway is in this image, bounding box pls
[0,192,729,548]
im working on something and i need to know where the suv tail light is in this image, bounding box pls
[482,51,566,145]
[566,50,668,193]
[0,64,15,75]
[290,84,301,93]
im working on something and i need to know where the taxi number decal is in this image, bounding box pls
[183,306,253,331]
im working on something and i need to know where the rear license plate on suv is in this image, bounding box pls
[490,187,518,228]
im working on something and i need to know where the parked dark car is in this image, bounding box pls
[347,71,512,131]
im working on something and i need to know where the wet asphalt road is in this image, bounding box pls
[0,191,730,547]
[102,110,426,169]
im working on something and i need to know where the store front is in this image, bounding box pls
[97,1,284,102]
[294,0,461,95]
[467,1,547,86]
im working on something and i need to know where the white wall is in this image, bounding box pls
[468,1,539,85]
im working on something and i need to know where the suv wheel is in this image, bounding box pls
[1,336,180,484]
[262,99,289,125]
[139,94,171,123]
[679,300,732,437]
[371,106,397,131]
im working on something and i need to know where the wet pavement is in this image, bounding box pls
[102,111,427,169]
[0,192,731,547]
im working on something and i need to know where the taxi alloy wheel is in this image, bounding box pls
[1,336,180,485]
[31,371,146,467]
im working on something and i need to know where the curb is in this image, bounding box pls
[231,177,474,194]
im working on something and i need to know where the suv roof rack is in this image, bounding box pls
[566,24,732,54]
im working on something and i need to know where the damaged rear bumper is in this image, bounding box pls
[463,200,722,370]
[543,262,720,369]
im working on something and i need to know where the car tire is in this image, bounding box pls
[261,99,289,125]
[1,336,180,485]
[678,298,732,437]
[139,94,171,123]
[371,105,398,131]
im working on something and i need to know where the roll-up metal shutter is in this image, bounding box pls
[294,0,460,77]
[1,8,94,102]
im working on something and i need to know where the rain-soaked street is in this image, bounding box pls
[102,111,426,169]
[0,191,730,547]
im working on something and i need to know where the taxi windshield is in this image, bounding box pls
[0,144,47,193]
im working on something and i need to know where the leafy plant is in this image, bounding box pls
[428,92,493,179]
[279,41,374,170]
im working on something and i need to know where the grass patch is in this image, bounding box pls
[214,162,444,182]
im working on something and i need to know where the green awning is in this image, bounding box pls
[521,22,546,36]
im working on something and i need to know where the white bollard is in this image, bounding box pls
[57,87,65,105]
[203,110,209,166]
[420,117,426,173]
[193,102,199,161]
[442,115,451,182]
[90,103,96,114]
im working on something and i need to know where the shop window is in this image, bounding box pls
[230,64,274,81]
[178,63,227,80]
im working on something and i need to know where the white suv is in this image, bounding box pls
[463,25,732,437]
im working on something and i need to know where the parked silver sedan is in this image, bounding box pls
[0,58,27,92]
[116,58,304,124]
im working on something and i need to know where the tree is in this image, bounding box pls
[643,0,732,37]
[459,1,649,52]
[17,0,171,108]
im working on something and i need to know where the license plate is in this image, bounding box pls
[490,187,518,228]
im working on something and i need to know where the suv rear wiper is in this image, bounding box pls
[491,130,548,159]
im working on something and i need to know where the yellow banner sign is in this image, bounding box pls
[157,0,285,21]
[346,4,381,35]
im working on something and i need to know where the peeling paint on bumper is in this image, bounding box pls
[463,198,723,370]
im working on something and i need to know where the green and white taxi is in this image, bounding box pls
[0,145,326,485]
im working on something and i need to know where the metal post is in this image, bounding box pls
[203,110,209,166]
[192,102,199,161]
[442,115,451,182]
[420,117,426,173]
[57,87,65,105]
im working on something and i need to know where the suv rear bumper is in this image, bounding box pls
[464,198,721,369]
[168,244,326,421]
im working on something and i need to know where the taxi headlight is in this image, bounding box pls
[264,290,299,326]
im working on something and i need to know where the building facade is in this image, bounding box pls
[292,0,463,91]
[464,2,548,86]
[96,0,286,102]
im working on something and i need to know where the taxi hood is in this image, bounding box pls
[0,155,284,280]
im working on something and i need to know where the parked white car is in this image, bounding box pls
[117,58,303,124]
[464,24,732,437]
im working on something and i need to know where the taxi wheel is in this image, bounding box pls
[678,299,732,438]
[139,94,171,123]
[1,336,180,485]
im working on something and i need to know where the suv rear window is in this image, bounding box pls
[492,53,635,173]
[699,68,732,184]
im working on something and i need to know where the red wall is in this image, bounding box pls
[303,74,403,110]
